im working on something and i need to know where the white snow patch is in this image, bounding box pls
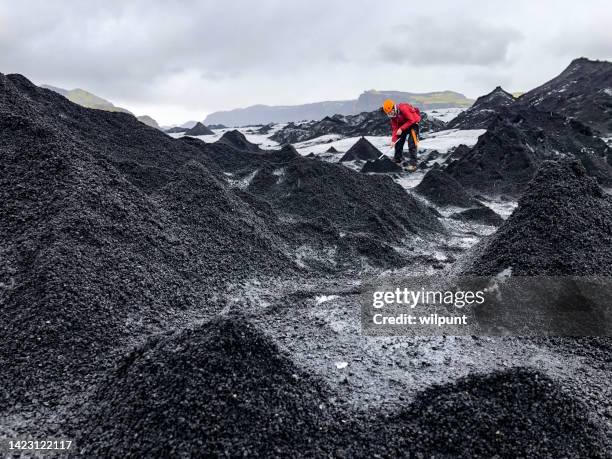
[425,107,466,123]
[315,295,339,305]
[603,88,612,96]
[479,200,518,219]
[293,129,485,158]
[496,267,513,280]
[293,135,389,156]
[335,361,348,370]
[395,171,428,189]
[294,245,337,269]
[226,169,258,190]
[419,129,486,153]
[168,125,284,149]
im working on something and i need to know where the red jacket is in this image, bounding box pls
[391,103,421,142]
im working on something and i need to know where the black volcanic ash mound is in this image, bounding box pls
[340,137,381,161]
[244,153,443,242]
[361,157,402,173]
[446,106,612,196]
[176,140,445,269]
[447,86,515,130]
[326,145,339,153]
[257,123,274,134]
[184,121,214,136]
[79,320,606,458]
[414,169,482,208]
[216,129,260,151]
[464,160,612,276]
[516,57,612,135]
[0,73,295,405]
[164,126,188,134]
[450,206,504,226]
[79,317,348,457]
[207,123,227,129]
[181,138,443,245]
[379,368,605,458]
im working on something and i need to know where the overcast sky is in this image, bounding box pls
[1,0,610,124]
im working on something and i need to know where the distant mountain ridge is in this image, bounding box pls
[40,84,160,129]
[203,90,474,126]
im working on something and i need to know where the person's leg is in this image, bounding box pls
[394,130,409,163]
[407,125,418,166]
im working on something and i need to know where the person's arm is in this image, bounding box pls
[391,119,398,143]
[399,105,418,131]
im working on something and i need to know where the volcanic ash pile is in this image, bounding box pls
[414,169,482,208]
[361,157,402,173]
[446,86,516,130]
[464,160,612,276]
[216,129,261,151]
[245,154,443,242]
[339,137,381,162]
[378,368,606,457]
[184,121,214,136]
[79,317,347,457]
[450,206,504,226]
[446,107,612,196]
[0,72,294,406]
[80,321,605,457]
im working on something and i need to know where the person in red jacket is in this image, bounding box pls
[383,99,421,171]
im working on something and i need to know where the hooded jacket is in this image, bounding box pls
[391,103,421,142]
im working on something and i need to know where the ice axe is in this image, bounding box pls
[378,139,399,160]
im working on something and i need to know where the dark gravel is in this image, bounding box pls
[447,86,516,130]
[215,129,261,151]
[184,121,214,136]
[164,126,188,134]
[257,123,274,134]
[450,206,504,226]
[462,160,612,361]
[243,149,443,242]
[379,368,607,458]
[361,157,402,173]
[446,106,612,196]
[180,142,443,247]
[340,137,381,162]
[464,160,612,276]
[415,169,482,207]
[516,57,612,135]
[0,73,296,407]
[78,317,349,457]
[78,322,607,458]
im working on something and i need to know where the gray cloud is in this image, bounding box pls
[379,19,522,66]
[0,0,609,124]
[545,22,612,59]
